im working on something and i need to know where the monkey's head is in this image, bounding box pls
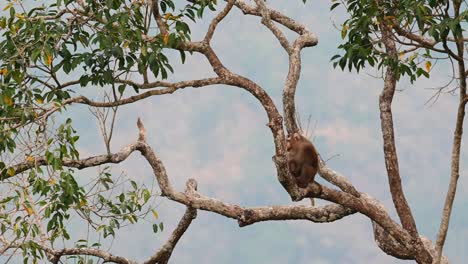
[286,132,306,152]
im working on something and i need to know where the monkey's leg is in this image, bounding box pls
[300,165,318,206]
[301,165,317,186]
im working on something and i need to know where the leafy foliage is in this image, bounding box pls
[0,0,217,156]
[331,0,467,82]
[0,0,220,261]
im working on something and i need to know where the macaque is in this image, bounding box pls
[286,132,319,188]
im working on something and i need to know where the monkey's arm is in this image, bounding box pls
[288,160,300,176]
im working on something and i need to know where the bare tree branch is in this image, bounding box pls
[390,16,462,61]
[204,0,236,43]
[435,1,467,262]
[318,160,360,197]
[3,144,140,180]
[151,0,168,36]
[71,78,225,107]
[379,21,432,263]
[0,77,226,135]
[238,204,354,227]
[253,0,291,52]
[379,24,419,237]
[372,221,413,260]
[392,25,436,47]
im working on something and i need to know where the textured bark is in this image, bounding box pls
[204,0,235,42]
[373,222,413,259]
[238,204,354,227]
[318,160,360,197]
[254,0,291,52]
[3,145,140,180]
[379,24,432,264]
[151,0,168,36]
[283,33,318,136]
[380,24,418,237]
[435,64,466,264]
[372,222,450,263]
[234,0,310,34]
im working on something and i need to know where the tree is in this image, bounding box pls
[0,0,465,263]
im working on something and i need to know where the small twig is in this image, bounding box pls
[204,0,236,43]
[253,0,291,52]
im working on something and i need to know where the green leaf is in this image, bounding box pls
[330,54,341,61]
[330,2,340,10]
[341,24,349,39]
[179,50,186,64]
[142,189,150,203]
[131,180,137,190]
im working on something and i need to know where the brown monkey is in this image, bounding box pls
[286,132,319,188]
